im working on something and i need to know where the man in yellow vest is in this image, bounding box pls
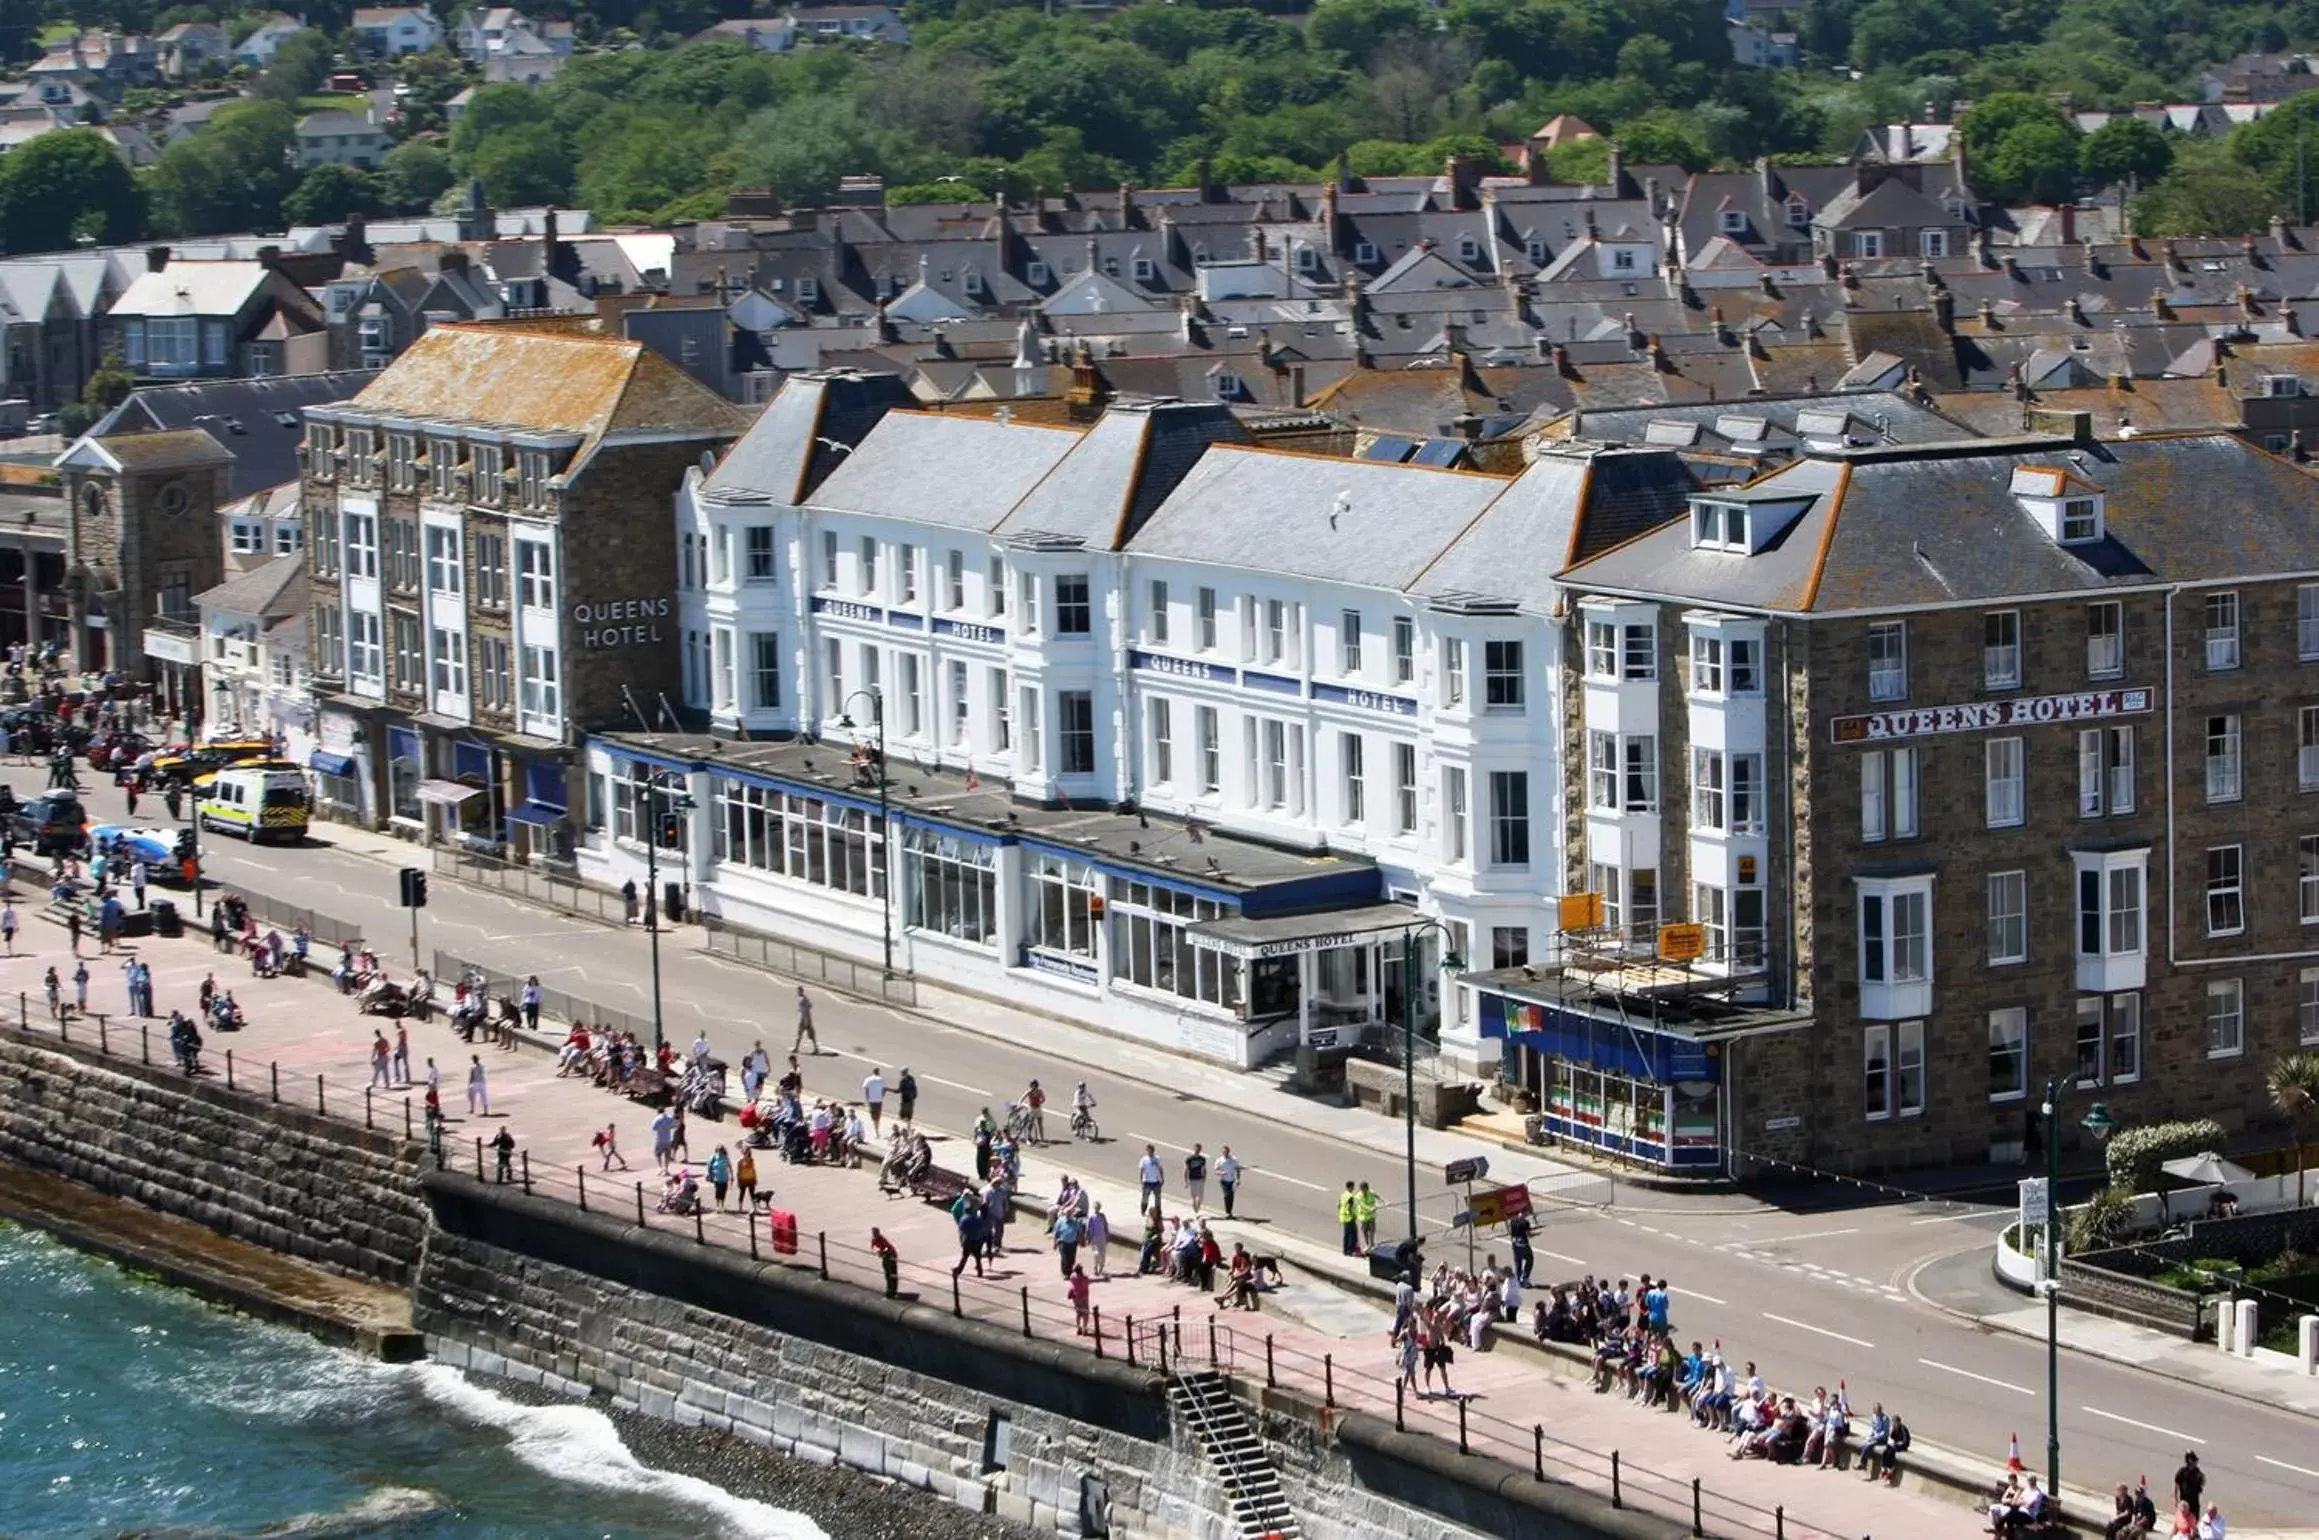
[1354,1180,1381,1251]
[1338,1181,1360,1254]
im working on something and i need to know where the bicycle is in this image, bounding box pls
[1004,1101,1041,1144]
[1070,1106,1100,1142]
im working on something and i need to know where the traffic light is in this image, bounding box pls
[398,866,428,908]
[174,828,196,862]
[659,812,683,846]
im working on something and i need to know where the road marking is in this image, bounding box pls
[2080,1407,2205,1444]
[1917,1358,2032,1395]
[1127,1131,1192,1154]
[238,858,279,872]
[1538,1249,1592,1267]
[1672,1285,1728,1306]
[1910,1211,2000,1226]
[1758,1313,1874,1349]
[2256,1454,2319,1479]
[1771,1227,1862,1244]
[1247,1167,1331,1194]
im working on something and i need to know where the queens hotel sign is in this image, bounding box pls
[575,597,672,649]
[1831,686,2153,744]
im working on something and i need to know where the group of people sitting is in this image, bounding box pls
[559,1022,677,1090]
[1536,1272,1909,1482]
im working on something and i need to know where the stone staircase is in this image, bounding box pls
[1167,1370,1302,1540]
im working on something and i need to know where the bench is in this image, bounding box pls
[905,1164,974,1205]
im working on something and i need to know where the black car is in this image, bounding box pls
[9,792,87,856]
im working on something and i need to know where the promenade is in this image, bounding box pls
[0,904,1975,1540]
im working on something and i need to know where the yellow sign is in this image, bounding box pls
[1657,922,1706,962]
[1558,892,1605,931]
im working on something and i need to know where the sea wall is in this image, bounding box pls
[0,1029,430,1285]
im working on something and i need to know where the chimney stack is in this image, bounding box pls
[146,245,169,272]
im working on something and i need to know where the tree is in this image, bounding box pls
[257,28,333,103]
[471,123,573,207]
[61,351,137,434]
[0,130,142,254]
[2230,94,2319,225]
[449,84,553,161]
[378,141,456,214]
[2080,116,2172,191]
[1981,119,2081,204]
[2134,153,2278,237]
[1958,91,2071,168]
[144,98,299,235]
[2270,1052,2319,1208]
[735,95,885,210]
[283,163,380,224]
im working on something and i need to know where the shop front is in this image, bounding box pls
[1188,904,1445,1053]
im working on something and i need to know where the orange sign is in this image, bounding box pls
[1657,922,1706,962]
[1558,892,1605,931]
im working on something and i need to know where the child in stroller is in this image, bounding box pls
[658,1169,704,1216]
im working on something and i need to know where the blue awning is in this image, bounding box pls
[505,800,564,828]
[1484,993,1719,1084]
[310,752,356,778]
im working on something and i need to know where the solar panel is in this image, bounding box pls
[1358,435,1419,462]
[1409,439,1468,467]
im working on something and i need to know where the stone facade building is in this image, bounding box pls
[300,324,749,852]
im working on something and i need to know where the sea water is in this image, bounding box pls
[0,1224,827,1539]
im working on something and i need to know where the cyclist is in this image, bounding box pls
[1018,1078,1048,1144]
[1070,1080,1098,1140]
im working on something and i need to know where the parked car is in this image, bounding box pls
[10,792,88,856]
[145,738,276,788]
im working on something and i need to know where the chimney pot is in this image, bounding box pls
[146,245,169,272]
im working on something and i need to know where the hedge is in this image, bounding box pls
[2104,1118,2229,1193]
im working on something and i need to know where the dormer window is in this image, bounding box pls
[1025,260,1050,286]
[2060,497,2101,542]
[2011,465,2106,545]
[1295,246,1320,272]
[2268,374,2303,398]
[1786,196,1810,227]
[963,268,986,296]
[1355,241,1380,265]
[1718,209,1747,235]
[1693,500,1748,551]
[1131,256,1155,282]
[796,275,820,303]
[1457,237,1481,263]
[1524,239,1546,264]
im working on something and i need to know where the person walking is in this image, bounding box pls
[1068,1264,1092,1336]
[735,1145,758,1210]
[622,878,638,925]
[862,1067,885,1133]
[972,1109,996,1182]
[950,1191,987,1280]
[43,965,60,1021]
[593,1123,631,1172]
[131,860,148,911]
[1355,1180,1380,1251]
[1053,1205,1082,1279]
[896,1066,918,1125]
[1215,1146,1241,1219]
[1184,1143,1208,1213]
[492,1127,515,1184]
[1086,1202,1110,1280]
[71,958,89,1015]
[706,1146,732,1210]
[871,1227,899,1297]
[791,986,817,1055]
[465,1055,489,1116]
[651,1107,676,1172]
[1339,1181,1360,1255]
[393,1023,411,1086]
[370,1031,392,1088]
[1509,1207,1535,1286]
[1138,1144,1164,1214]
[1,897,17,956]
[65,905,81,956]
[520,976,543,1034]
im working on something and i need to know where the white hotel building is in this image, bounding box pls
[578,371,1697,1071]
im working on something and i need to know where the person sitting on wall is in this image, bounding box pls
[2205,1188,2239,1220]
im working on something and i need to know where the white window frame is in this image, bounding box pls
[1150,580,1170,645]
[2086,600,2123,679]
[1988,1007,2028,1102]
[1988,870,2027,965]
[1341,732,1365,825]
[2078,725,2135,816]
[1985,736,2025,829]
[1860,746,1918,842]
[1393,616,1416,685]
[2301,705,2319,791]
[2205,844,2246,937]
[1984,609,2020,690]
[2205,713,2243,803]
[1483,639,1525,710]
[1341,609,1364,676]
[2204,590,2241,671]
[2206,977,2245,1058]
[2301,968,2319,1046]
[2299,583,2319,661]
[1867,620,1906,702]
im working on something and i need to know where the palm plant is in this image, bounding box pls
[2269,1052,2319,1207]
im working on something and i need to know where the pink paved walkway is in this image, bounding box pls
[0,919,1969,1540]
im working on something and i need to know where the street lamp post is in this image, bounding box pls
[1396,920,1465,1246]
[838,687,891,980]
[2038,1080,2115,1496]
[641,769,694,1053]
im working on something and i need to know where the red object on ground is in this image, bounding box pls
[769,1208,798,1256]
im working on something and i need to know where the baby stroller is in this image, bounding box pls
[657,1172,704,1216]
[779,1118,813,1165]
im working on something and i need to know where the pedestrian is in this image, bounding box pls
[1356,1180,1380,1251]
[466,1054,488,1116]
[65,905,80,955]
[1184,1142,1208,1213]
[1,897,16,955]
[520,975,542,1034]
[2174,1453,2204,1516]
[652,1107,676,1171]
[1068,1264,1092,1335]
[792,986,817,1054]
[43,965,60,1021]
[491,1127,515,1184]
[1509,1207,1535,1286]
[1216,1145,1241,1218]
[1138,1144,1163,1213]
[622,878,638,925]
[71,958,89,1014]
[593,1123,631,1171]
[1087,1202,1110,1280]
[862,1066,885,1132]
[706,1145,732,1210]
[393,1022,411,1086]
[950,1191,986,1280]
[1339,1181,1360,1255]
[1053,1204,1082,1279]
[735,1145,758,1210]
[973,1109,995,1181]
[131,861,147,911]
[871,1227,899,1297]
[896,1066,918,1124]
[670,1105,690,1165]
[370,1030,392,1088]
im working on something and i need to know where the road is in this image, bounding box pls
[60,775,2319,1527]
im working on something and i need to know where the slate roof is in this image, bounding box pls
[995,398,1248,548]
[1126,445,1511,590]
[94,370,379,500]
[109,261,269,318]
[195,553,306,620]
[1560,432,2319,615]
[702,368,916,506]
[805,411,1083,531]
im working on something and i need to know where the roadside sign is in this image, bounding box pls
[2018,1176,2050,1227]
[1470,1184,1534,1228]
[1657,922,1706,962]
[1444,1155,1490,1185]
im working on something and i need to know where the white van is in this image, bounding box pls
[198,766,311,844]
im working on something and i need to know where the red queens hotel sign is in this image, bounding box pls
[1832,687,2152,744]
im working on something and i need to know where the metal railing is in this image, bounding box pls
[220,888,369,954]
[703,915,918,1008]
[432,847,626,927]
[431,949,655,1044]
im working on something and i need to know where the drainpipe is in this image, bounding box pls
[2164,586,2176,969]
